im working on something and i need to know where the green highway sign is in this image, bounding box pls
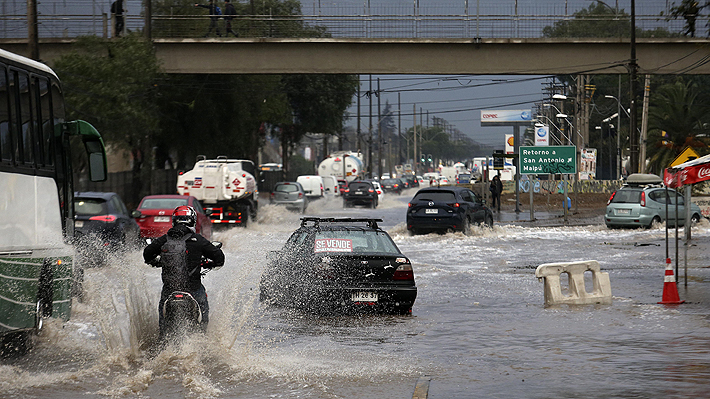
[519,146,577,175]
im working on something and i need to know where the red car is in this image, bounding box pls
[337,179,348,195]
[131,195,212,240]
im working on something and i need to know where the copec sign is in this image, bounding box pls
[519,146,576,175]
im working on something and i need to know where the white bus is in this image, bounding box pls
[0,49,107,352]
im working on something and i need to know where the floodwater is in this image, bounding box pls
[2,191,710,398]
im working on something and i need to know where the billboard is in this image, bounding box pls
[535,125,549,146]
[481,110,533,125]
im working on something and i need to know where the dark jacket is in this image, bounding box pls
[143,224,225,292]
[224,3,237,20]
[490,178,503,195]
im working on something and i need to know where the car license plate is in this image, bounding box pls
[154,216,171,223]
[356,191,363,195]
[616,209,630,215]
[425,208,438,214]
[351,292,378,302]
[74,221,83,228]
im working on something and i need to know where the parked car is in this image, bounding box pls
[296,175,324,200]
[343,180,378,208]
[380,178,403,195]
[371,180,386,203]
[259,217,417,314]
[605,174,703,229]
[269,181,308,214]
[456,173,472,184]
[131,194,212,242]
[73,191,141,266]
[407,187,493,235]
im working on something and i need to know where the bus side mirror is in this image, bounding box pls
[62,120,108,182]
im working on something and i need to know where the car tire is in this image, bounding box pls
[648,216,662,229]
[483,214,494,228]
[462,217,471,235]
[691,213,701,224]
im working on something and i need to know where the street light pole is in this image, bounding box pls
[629,0,639,174]
[605,95,623,179]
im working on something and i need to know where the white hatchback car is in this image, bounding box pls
[371,180,386,203]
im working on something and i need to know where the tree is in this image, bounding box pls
[52,33,162,205]
[646,78,709,174]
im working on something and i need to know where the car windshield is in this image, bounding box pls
[611,189,642,204]
[349,182,371,191]
[139,198,188,209]
[275,184,299,193]
[413,191,456,202]
[74,198,109,216]
[314,230,400,255]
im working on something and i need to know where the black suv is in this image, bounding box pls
[259,218,418,314]
[407,187,493,235]
[343,180,378,208]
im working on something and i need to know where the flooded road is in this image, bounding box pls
[2,191,710,398]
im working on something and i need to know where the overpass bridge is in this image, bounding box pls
[2,37,710,75]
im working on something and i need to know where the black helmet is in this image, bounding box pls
[172,205,197,228]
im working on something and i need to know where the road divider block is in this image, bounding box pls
[535,260,612,307]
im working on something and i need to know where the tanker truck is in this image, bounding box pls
[176,156,258,227]
[317,151,365,182]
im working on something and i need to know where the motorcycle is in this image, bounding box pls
[148,241,222,340]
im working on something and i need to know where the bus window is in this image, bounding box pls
[8,69,19,163]
[38,76,53,167]
[0,65,11,162]
[19,71,34,165]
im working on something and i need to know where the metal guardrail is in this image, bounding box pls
[0,12,693,40]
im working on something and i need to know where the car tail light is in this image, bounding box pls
[640,191,646,207]
[298,192,303,198]
[393,264,414,281]
[408,203,413,207]
[89,215,117,222]
[270,192,275,198]
[447,203,460,208]
[377,190,382,194]
[369,188,374,193]
[607,191,616,205]
[344,188,350,193]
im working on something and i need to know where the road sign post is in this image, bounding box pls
[519,146,577,223]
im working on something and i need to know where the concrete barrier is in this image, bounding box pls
[535,260,612,306]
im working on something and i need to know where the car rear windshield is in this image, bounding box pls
[139,198,188,209]
[413,191,456,202]
[314,230,400,255]
[381,179,399,185]
[610,189,642,204]
[74,198,108,216]
[275,184,299,193]
[349,182,372,191]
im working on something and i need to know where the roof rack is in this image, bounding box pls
[300,217,383,230]
[623,173,663,188]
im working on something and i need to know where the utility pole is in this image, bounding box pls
[357,76,361,153]
[27,0,39,60]
[145,0,153,39]
[640,74,651,173]
[377,78,382,178]
[413,104,417,175]
[368,75,373,179]
[629,0,639,174]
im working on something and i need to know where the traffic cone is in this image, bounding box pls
[658,258,685,305]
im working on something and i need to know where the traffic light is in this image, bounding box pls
[420,153,425,163]
[427,154,432,163]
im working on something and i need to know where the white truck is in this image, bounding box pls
[318,151,365,182]
[176,156,258,227]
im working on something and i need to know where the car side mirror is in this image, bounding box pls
[131,210,142,218]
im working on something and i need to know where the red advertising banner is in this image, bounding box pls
[665,163,710,188]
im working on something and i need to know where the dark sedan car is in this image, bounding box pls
[73,191,140,266]
[380,178,403,195]
[259,217,417,314]
[407,187,493,235]
[343,180,378,208]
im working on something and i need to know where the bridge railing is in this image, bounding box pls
[0,12,692,40]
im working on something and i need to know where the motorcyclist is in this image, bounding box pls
[143,205,224,337]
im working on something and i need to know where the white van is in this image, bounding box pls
[320,175,339,197]
[297,175,325,199]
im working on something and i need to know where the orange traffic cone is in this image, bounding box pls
[658,258,685,305]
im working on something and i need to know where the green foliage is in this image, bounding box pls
[646,78,710,174]
[285,154,314,180]
[542,3,630,38]
[52,33,162,151]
